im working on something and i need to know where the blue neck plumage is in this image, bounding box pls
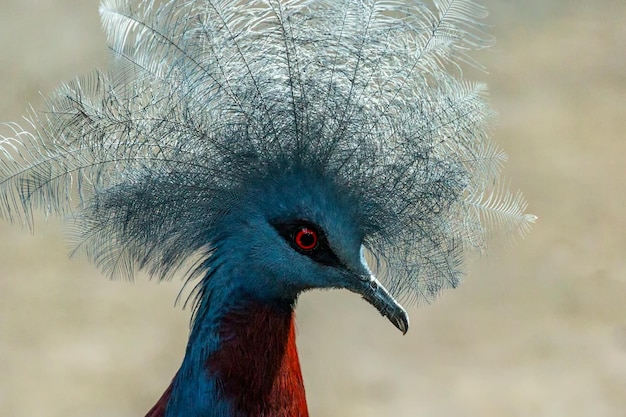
[165,268,240,417]
[147,246,308,417]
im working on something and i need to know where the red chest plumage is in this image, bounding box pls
[207,302,309,417]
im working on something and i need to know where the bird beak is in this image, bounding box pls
[350,274,409,334]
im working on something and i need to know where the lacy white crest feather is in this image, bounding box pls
[0,0,535,303]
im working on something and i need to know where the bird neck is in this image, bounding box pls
[147,290,309,417]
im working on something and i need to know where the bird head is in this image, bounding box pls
[0,0,535,336]
[211,164,408,332]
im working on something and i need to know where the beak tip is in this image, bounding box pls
[395,312,410,335]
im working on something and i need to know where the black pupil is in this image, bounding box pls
[299,230,315,247]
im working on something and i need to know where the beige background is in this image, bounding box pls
[1,1,625,416]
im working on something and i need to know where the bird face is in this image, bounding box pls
[218,170,409,333]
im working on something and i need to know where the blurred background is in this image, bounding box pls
[1,1,625,416]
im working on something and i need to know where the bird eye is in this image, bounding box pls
[271,220,343,267]
[294,227,318,251]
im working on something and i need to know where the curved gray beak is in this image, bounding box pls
[351,274,409,334]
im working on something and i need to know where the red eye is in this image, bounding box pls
[294,227,318,251]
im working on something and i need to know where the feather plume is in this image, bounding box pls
[0,0,534,303]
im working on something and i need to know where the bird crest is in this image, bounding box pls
[0,0,535,307]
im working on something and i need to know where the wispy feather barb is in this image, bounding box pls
[0,0,534,303]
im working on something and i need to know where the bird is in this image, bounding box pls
[0,0,536,416]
